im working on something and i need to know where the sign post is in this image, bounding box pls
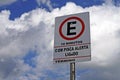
[70,62,75,80]
[54,12,91,80]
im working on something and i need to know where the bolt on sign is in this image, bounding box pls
[54,12,91,63]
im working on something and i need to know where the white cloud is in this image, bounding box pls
[0,0,17,6]
[0,2,120,80]
[36,0,53,10]
[104,0,113,5]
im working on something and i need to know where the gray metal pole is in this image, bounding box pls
[70,62,75,80]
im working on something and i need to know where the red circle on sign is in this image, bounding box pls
[59,16,85,40]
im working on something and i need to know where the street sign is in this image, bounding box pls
[54,12,91,63]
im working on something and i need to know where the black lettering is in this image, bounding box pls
[64,47,74,51]
[55,48,63,52]
[67,21,76,35]
[55,59,75,63]
[75,45,89,50]
[65,52,78,56]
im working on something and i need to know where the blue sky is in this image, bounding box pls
[0,0,104,20]
[0,0,120,20]
[0,0,120,80]
[0,0,119,20]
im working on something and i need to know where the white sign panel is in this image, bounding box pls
[54,12,91,63]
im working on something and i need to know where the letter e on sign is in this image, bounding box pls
[59,17,85,40]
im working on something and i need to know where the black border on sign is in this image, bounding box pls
[59,16,85,40]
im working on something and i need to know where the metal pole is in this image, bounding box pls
[70,62,75,80]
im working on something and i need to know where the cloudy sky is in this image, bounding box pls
[0,0,120,80]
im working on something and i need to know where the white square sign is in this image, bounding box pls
[54,12,91,63]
